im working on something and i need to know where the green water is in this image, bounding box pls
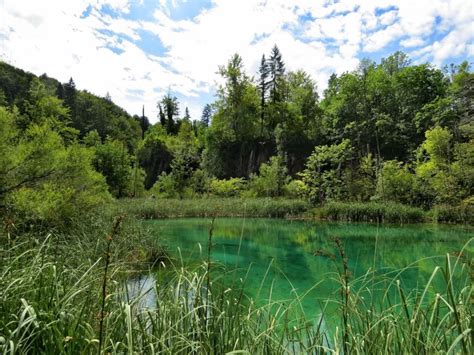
[146,218,473,322]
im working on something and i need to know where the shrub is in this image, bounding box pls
[376,160,414,204]
[210,177,246,197]
[149,172,177,198]
[283,179,307,198]
[247,156,289,197]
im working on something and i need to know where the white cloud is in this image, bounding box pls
[400,37,426,48]
[0,0,472,122]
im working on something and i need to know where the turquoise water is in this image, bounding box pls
[145,218,473,322]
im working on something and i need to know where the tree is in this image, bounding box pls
[204,53,260,177]
[184,107,191,121]
[381,51,411,75]
[93,139,132,198]
[300,139,353,204]
[201,104,212,127]
[167,119,199,197]
[158,104,166,127]
[0,106,109,224]
[137,124,172,189]
[268,45,285,104]
[136,105,150,139]
[376,160,414,204]
[63,77,77,118]
[160,93,180,134]
[258,54,269,135]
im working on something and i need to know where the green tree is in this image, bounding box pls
[201,104,212,127]
[204,53,259,177]
[0,107,109,225]
[160,93,180,134]
[376,160,414,204]
[93,139,132,197]
[258,54,269,136]
[300,139,353,204]
[137,124,172,189]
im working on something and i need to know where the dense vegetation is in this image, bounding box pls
[1,49,472,227]
[0,50,472,353]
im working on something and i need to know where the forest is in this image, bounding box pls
[0,48,473,226]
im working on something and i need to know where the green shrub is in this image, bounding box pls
[283,179,307,198]
[376,160,414,204]
[210,177,246,197]
[247,156,289,197]
[149,172,177,198]
[190,169,211,195]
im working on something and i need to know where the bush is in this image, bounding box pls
[210,177,246,197]
[190,169,211,195]
[247,156,288,197]
[283,179,307,198]
[149,172,177,198]
[376,160,414,204]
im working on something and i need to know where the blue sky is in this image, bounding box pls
[1,0,472,122]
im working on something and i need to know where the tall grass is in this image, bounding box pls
[430,204,474,224]
[1,215,471,353]
[317,201,426,223]
[117,197,311,219]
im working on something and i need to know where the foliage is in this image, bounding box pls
[210,177,246,197]
[247,155,289,197]
[149,172,178,198]
[0,107,110,226]
[93,139,132,198]
[376,160,414,204]
[301,139,353,204]
[415,126,473,206]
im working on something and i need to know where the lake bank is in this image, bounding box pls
[116,197,474,224]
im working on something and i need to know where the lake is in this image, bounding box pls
[137,218,472,325]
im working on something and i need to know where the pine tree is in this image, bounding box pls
[56,83,64,100]
[258,54,270,135]
[139,105,150,138]
[63,77,77,120]
[268,45,285,103]
[184,107,191,121]
[158,104,166,127]
[201,104,212,127]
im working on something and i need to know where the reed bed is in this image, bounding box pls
[0,215,471,354]
[117,197,311,220]
[317,201,426,223]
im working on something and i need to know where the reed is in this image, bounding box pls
[0,214,471,354]
[317,201,426,223]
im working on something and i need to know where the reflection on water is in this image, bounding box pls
[125,275,156,309]
[140,218,472,321]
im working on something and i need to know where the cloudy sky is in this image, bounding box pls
[1,0,472,122]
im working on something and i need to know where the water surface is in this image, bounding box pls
[144,218,472,322]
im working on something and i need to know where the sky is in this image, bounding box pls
[0,0,472,122]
